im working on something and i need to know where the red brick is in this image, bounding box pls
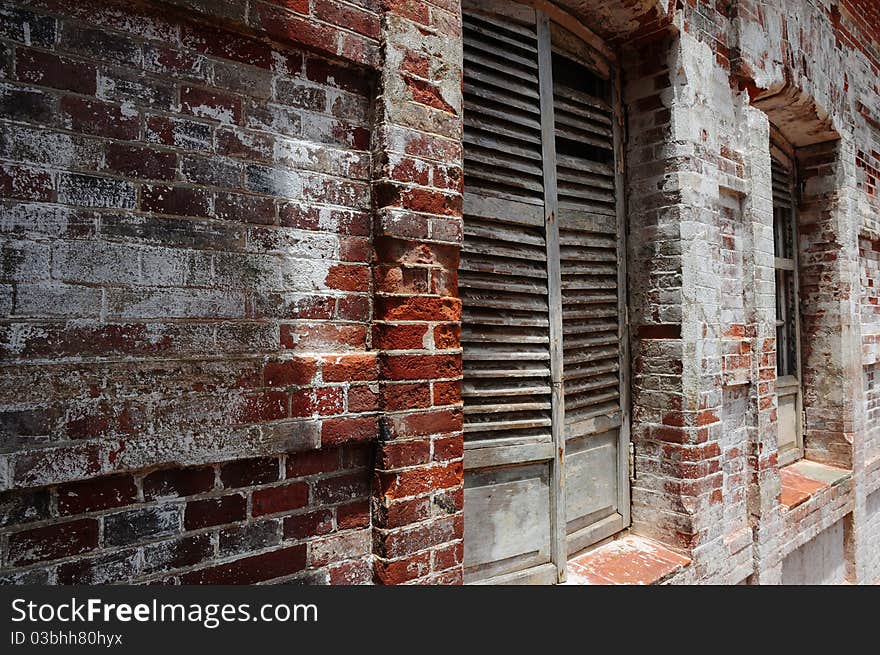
[8,519,99,566]
[0,164,54,201]
[286,448,340,478]
[314,0,380,39]
[290,388,315,417]
[390,408,463,438]
[322,415,378,446]
[305,56,372,96]
[329,557,372,584]
[404,76,457,113]
[181,23,274,69]
[380,382,432,411]
[375,551,431,584]
[433,540,463,571]
[380,461,462,499]
[264,358,318,387]
[337,500,370,529]
[180,545,306,584]
[376,514,462,559]
[15,49,97,94]
[337,295,371,321]
[322,354,378,382]
[57,474,137,515]
[400,51,430,78]
[143,466,216,500]
[105,144,177,181]
[382,496,431,528]
[283,509,334,539]
[252,482,309,516]
[312,471,371,504]
[379,439,431,469]
[347,385,378,412]
[315,387,346,415]
[255,5,338,59]
[280,324,367,351]
[325,264,370,291]
[141,185,212,218]
[433,323,460,349]
[184,494,246,530]
[342,443,372,468]
[381,354,461,381]
[221,457,280,488]
[236,390,289,423]
[373,323,428,350]
[433,435,463,462]
[60,96,138,140]
[432,380,460,406]
[380,0,430,25]
[180,85,242,124]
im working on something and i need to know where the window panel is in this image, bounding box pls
[460,1,628,583]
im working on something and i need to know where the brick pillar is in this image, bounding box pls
[369,1,465,585]
[627,29,729,564]
[739,104,783,584]
[797,138,863,472]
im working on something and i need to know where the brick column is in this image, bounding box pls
[739,104,783,584]
[797,138,863,471]
[369,1,465,584]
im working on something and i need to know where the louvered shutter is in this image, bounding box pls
[460,4,559,586]
[460,0,628,584]
[771,148,804,465]
[552,44,629,552]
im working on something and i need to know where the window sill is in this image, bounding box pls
[564,535,690,585]
[779,460,851,510]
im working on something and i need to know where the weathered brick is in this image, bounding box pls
[143,466,216,500]
[15,49,96,95]
[184,494,246,530]
[252,481,309,516]
[180,545,306,584]
[104,505,181,546]
[142,533,214,574]
[8,519,99,566]
[57,474,137,515]
[181,85,242,124]
[220,456,280,488]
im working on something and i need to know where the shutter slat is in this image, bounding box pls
[464,12,538,43]
[459,15,552,452]
[463,49,540,84]
[464,82,542,117]
[463,27,539,66]
[464,98,542,132]
[462,384,551,397]
[466,67,540,101]
[552,81,612,113]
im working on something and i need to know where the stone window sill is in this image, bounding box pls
[564,535,690,585]
[779,460,851,510]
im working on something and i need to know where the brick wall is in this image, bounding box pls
[0,0,385,583]
[1,446,372,584]
[2,0,880,586]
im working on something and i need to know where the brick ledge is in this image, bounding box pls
[779,460,851,510]
[564,534,690,585]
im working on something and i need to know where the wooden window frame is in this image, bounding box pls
[771,136,805,466]
[459,0,629,584]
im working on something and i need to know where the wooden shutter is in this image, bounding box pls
[552,37,629,552]
[771,145,804,465]
[460,0,629,584]
[460,3,560,585]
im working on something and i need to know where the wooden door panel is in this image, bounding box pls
[464,462,553,583]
